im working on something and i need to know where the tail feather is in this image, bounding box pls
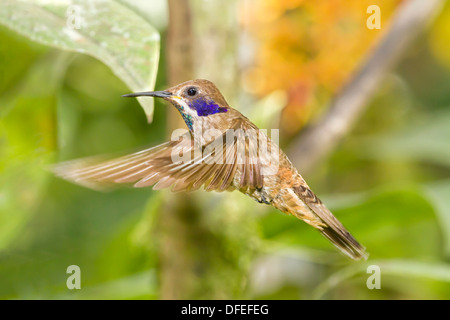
[291,185,368,260]
[319,225,367,260]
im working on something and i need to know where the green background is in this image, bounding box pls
[1,0,450,299]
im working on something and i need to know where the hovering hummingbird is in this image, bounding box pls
[54,79,367,260]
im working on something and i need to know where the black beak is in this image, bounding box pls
[122,91,172,98]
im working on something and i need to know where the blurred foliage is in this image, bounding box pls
[242,0,404,136]
[0,0,450,300]
[0,20,165,298]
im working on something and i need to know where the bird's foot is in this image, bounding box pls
[257,193,272,205]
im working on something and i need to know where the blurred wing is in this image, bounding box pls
[53,119,265,192]
[53,132,194,190]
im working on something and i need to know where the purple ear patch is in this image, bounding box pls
[189,98,228,117]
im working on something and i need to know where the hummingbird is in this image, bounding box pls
[54,79,367,260]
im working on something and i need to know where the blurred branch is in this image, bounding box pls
[157,0,249,300]
[157,0,195,300]
[287,0,445,174]
[166,0,194,129]
[166,0,194,85]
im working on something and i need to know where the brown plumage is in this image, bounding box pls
[53,79,367,260]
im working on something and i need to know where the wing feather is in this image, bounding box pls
[53,119,266,193]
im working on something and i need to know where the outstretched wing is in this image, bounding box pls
[52,132,192,190]
[53,119,267,193]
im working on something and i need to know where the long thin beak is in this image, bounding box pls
[122,91,172,98]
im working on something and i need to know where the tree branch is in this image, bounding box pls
[157,0,249,300]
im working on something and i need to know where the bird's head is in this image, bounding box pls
[123,79,232,133]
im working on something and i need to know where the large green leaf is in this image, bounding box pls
[0,0,160,121]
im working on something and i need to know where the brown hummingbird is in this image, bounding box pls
[54,79,367,260]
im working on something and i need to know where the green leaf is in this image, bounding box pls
[53,270,157,300]
[424,179,450,256]
[312,259,450,299]
[260,186,440,260]
[0,0,160,121]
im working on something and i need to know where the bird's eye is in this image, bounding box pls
[186,87,198,97]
